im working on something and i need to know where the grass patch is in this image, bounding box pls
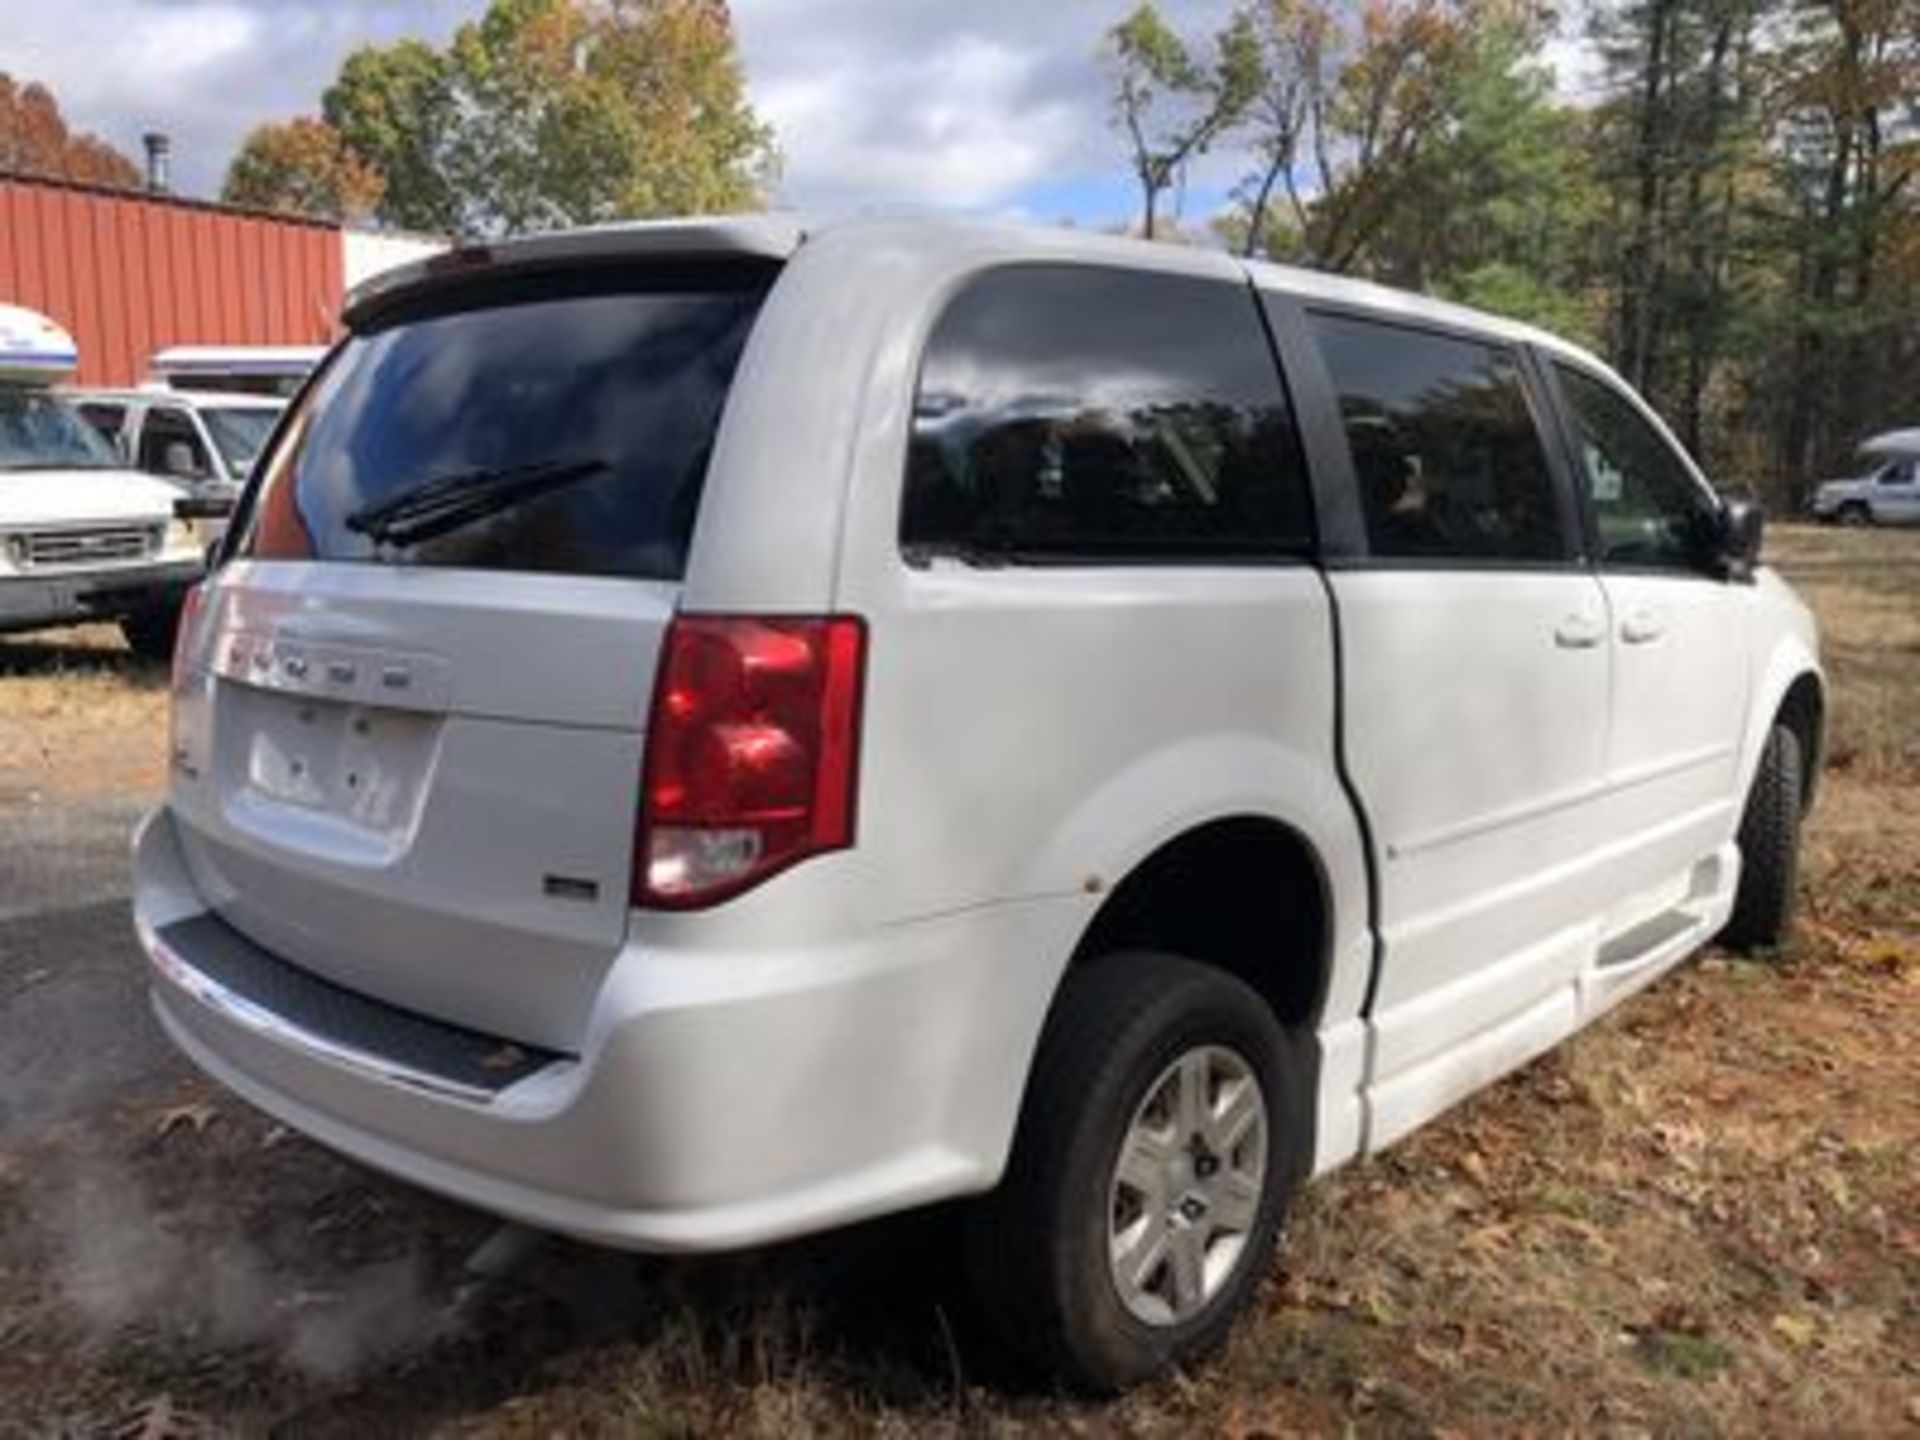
[1637,1330,1733,1381]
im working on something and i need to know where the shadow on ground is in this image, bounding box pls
[0,630,165,683]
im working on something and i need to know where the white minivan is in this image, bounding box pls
[133,218,1824,1389]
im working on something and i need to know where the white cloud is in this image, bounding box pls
[9,2,262,114]
[751,33,1085,210]
[731,0,1258,221]
[2,0,1607,232]
[2,1,470,198]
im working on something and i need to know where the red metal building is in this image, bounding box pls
[0,171,344,387]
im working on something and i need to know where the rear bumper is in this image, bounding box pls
[132,807,1081,1252]
[0,558,199,633]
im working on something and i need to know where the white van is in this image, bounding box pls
[149,345,324,399]
[67,387,282,494]
[133,219,1824,1389]
[0,306,207,656]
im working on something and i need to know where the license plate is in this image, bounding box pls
[224,684,438,835]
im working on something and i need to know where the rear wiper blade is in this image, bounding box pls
[345,457,610,547]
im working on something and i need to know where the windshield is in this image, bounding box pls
[0,389,122,472]
[238,264,773,579]
[201,405,281,478]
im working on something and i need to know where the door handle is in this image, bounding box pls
[1554,615,1605,649]
[1621,608,1664,644]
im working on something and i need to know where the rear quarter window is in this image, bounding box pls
[902,265,1313,563]
[239,265,773,581]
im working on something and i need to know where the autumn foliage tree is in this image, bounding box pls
[222,117,386,221]
[1757,0,1920,479]
[1215,0,1594,334]
[0,73,141,189]
[1104,5,1262,239]
[322,39,461,235]
[1577,0,1918,482]
[229,0,774,238]
[1114,0,1916,496]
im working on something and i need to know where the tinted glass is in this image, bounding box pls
[902,266,1311,561]
[139,407,211,477]
[76,403,127,447]
[0,391,120,470]
[1310,315,1566,563]
[1555,364,1716,571]
[240,267,770,580]
[201,406,280,479]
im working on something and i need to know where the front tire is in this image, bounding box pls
[967,952,1303,1392]
[1837,502,1872,527]
[1722,724,1805,953]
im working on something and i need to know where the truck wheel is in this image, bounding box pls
[967,951,1302,1392]
[1722,724,1805,954]
[120,605,181,663]
[1837,502,1871,526]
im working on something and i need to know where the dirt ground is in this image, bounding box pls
[0,525,1914,1436]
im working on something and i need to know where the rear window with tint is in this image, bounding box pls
[238,266,772,580]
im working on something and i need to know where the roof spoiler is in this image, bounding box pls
[342,215,806,331]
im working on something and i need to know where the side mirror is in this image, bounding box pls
[173,492,234,521]
[162,440,202,478]
[1716,497,1764,580]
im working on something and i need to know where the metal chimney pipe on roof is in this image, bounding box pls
[142,132,171,193]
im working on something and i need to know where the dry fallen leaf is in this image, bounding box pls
[152,1102,217,1138]
[1458,1149,1491,1188]
[1770,1313,1817,1348]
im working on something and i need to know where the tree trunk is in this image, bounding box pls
[1782,119,1855,483]
[1678,11,1736,458]
[1242,150,1286,258]
[1617,0,1676,395]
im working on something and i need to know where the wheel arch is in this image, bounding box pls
[1775,669,1825,813]
[1016,810,1341,1191]
[1069,814,1336,1033]
[1023,731,1373,1033]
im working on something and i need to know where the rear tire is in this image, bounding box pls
[967,951,1303,1393]
[119,604,181,662]
[1722,724,1805,953]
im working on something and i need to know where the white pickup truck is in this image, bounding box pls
[1808,430,1920,526]
[0,306,206,657]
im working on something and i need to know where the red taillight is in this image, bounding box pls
[635,614,866,908]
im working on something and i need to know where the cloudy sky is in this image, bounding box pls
[1,0,1582,231]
